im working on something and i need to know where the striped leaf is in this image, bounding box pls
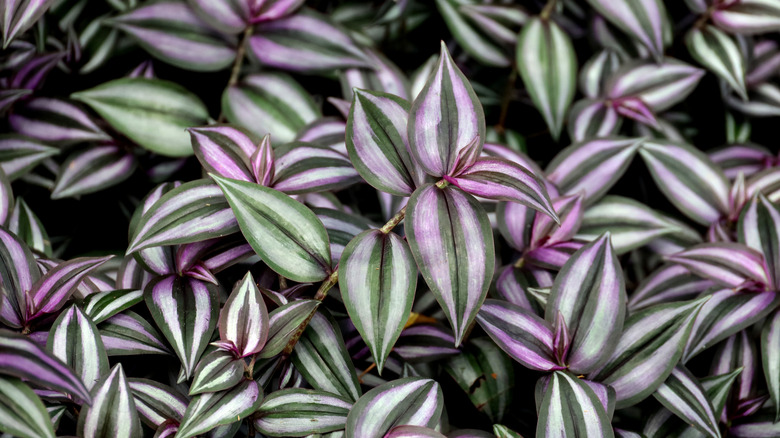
[25,255,112,323]
[222,72,321,144]
[580,49,622,99]
[51,144,137,199]
[536,371,614,438]
[444,337,515,422]
[83,289,143,324]
[47,305,109,391]
[711,0,780,35]
[258,299,320,359]
[584,0,669,61]
[99,310,172,356]
[639,140,730,225]
[530,194,583,250]
[213,175,332,282]
[128,378,187,428]
[408,42,485,177]
[494,265,551,311]
[272,142,359,194]
[71,78,209,157]
[738,194,780,290]
[668,243,770,290]
[313,206,374,265]
[217,271,268,358]
[702,368,744,420]
[127,179,238,253]
[710,144,773,180]
[406,184,495,346]
[0,135,58,180]
[254,388,352,437]
[249,10,369,73]
[496,201,535,252]
[576,195,682,255]
[476,299,560,372]
[1,0,54,48]
[340,48,410,101]
[189,350,245,396]
[687,25,747,100]
[516,16,577,141]
[176,379,262,438]
[568,99,622,142]
[340,229,417,373]
[589,297,708,409]
[291,309,361,402]
[762,309,780,422]
[144,275,218,378]
[0,376,55,438]
[546,137,643,204]
[345,377,443,438]
[653,365,720,438]
[451,157,558,220]
[605,59,705,113]
[394,324,461,362]
[546,233,625,373]
[186,0,248,34]
[9,97,110,144]
[346,89,421,196]
[682,288,780,362]
[494,424,524,438]
[190,125,259,184]
[628,264,714,311]
[77,364,141,438]
[8,197,51,256]
[109,0,235,71]
[0,169,11,227]
[0,89,29,114]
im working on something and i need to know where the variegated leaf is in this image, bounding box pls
[213,175,332,282]
[0,226,42,326]
[254,388,352,437]
[667,243,770,289]
[189,350,245,396]
[1,0,55,48]
[762,309,780,422]
[8,197,51,256]
[47,305,109,391]
[585,0,669,60]
[99,310,172,356]
[738,194,780,290]
[0,135,58,180]
[258,299,320,359]
[51,144,137,199]
[568,99,622,142]
[83,289,143,324]
[628,264,714,311]
[711,0,780,35]
[653,365,720,438]
[176,379,262,438]
[406,184,494,346]
[0,376,55,438]
[217,271,268,358]
[271,142,359,194]
[536,371,615,438]
[77,364,142,438]
[0,169,11,227]
[436,0,519,67]
[605,59,705,113]
[580,49,622,99]
[687,25,747,100]
[516,17,577,141]
[128,378,187,428]
[189,125,258,184]
[313,207,374,265]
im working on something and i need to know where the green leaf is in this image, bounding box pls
[0,376,55,438]
[536,371,614,438]
[77,364,143,438]
[254,388,352,437]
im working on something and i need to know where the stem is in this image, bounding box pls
[380,206,407,234]
[217,26,253,123]
[495,64,518,135]
[278,275,288,290]
[540,0,557,20]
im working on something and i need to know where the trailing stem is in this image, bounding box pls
[217,26,253,123]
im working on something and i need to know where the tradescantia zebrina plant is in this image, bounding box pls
[1,0,780,437]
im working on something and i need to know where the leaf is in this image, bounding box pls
[189,125,258,183]
[536,371,615,438]
[127,179,238,253]
[584,0,669,61]
[71,78,209,157]
[687,25,747,100]
[406,184,495,345]
[451,157,558,220]
[436,0,516,67]
[386,425,447,438]
[176,379,262,438]
[340,229,417,373]
[546,137,643,204]
[314,207,374,265]
[99,310,172,356]
[653,365,721,438]
[0,376,55,438]
[408,42,485,177]
[711,0,780,35]
[568,99,622,142]
[0,329,91,403]
[0,171,14,239]
[545,233,626,374]
[345,377,443,438]
[639,140,730,225]
[1,0,55,48]
[516,16,577,141]
[83,289,143,324]
[144,275,218,378]
[51,144,137,199]
[0,227,43,325]
[589,297,708,409]
[580,49,622,99]
[47,305,109,391]
[605,59,705,113]
[259,299,320,359]
[25,255,112,322]
[249,9,369,72]
[109,0,235,71]
[254,388,352,437]
[709,145,772,180]
[0,134,58,180]
[346,89,421,196]
[762,309,780,422]
[667,243,770,289]
[628,264,714,311]
[496,200,535,253]
[189,350,245,396]
[215,271,268,358]
[476,299,560,372]
[444,337,515,422]
[0,89,30,115]
[213,175,332,282]
[531,194,583,250]
[291,309,362,402]
[222,72,321,144]
[271,142,360,194]
[186,0,248,34]
[394,324,461,362]
[738,194,780,290]
[77,364,142,438]
[128,378,187,428]
[8,197,51,256]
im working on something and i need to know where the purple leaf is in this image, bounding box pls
[0,134,59,180]
[525,241,584,271]
[629,264,714,311]
[711,0,780,35]
[47,305,109,392]
[451,157,558,221]
[494,265,552,312]
[0,329,91,404]
[394,324,461,362]
[187,0,249,34]
[584,0,669,61]
[738,194,780,290]
[176,379,262,438]
[568,99,622,142]
[709,144,775,180]
[9,97,110,144]
[406,184,495,346]
[386,425,447,438]
[653,365,721,438]
[99,311,172,357]
[667,243,770,290]
[9,52,62,90]
[408,42,485,177]
[531,194,583,249]
[341,48,411,100]
[536,371,615,438]
[605,59,705,113]
[83,289,144,325]
[128,378,187,428]
[257,299,319,359]
[271,142,360,194]
[1,0,55,48]
[76,364,142,438]
[546,233,626,374]
[217,271,269,358]
[762,309,780,422]
[144,275,218,378]
[189,125,258,184]
[344,377,443,438]
[51,144,137,199]
[496,201,535,253]
[475,299,561,372]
